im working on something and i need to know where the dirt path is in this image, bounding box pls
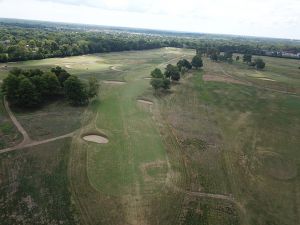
[0,97,75,154]
[4,97,32,144]
[159,55,186,67]
[0,132,74,154]
[167,183,245,214]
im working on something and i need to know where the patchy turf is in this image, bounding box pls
[0,139,78,225]
[10,100,85,141]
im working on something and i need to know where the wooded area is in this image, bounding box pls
[0,19,299,62]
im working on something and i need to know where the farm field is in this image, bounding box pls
[0,48,299,225]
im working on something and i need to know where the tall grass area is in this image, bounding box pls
[0,91,21,148]
[159,56,299,225]
[0,139,78,225]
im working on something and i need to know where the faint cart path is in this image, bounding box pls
[217,63,300,97]
[159,55,186,67]
[4,97,32,144]
[0,97,75,154]
[168,183,246,214]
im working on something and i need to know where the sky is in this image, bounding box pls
[0,0,299,39]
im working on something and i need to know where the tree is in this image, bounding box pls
[88,77,100,98]
[192,55,203,69]
[254,58,266,70]
[51,66,71,86]
[150,78,163,90]
[177,59,192,71]
[162,78,171,89]
[41,73,61,97]
[151,68,163,78]
[150,78,170,90]
[64,75,88,105]
[17,78,41,107]
[2,73,20,104]
[210,52,219,61]
[165,64,180,81]
[243,54,252,64]
[224,51,233,63]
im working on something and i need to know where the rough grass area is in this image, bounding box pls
[0,92,22,149]
[0,139,78,225]
[177,66,300,225]
[11,100,85,141]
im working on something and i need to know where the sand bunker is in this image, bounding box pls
[257,77,276,82]
[65,65,72,69]
[137,99,153,105]
[144,77,152,80]
[83,135,109,144]
[110,66,123,72]
[203,75,247,85]
[103,80,126,85]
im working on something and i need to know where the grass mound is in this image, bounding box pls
[259,151,297,180]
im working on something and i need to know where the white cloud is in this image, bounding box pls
[0,0,300,39]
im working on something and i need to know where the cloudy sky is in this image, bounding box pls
[0,0,299,39]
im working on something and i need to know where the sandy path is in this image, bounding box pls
[0,132,74,154]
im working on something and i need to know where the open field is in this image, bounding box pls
[0,48,299,225]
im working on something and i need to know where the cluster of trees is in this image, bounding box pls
[1,67,99,107]
[204,49,234,63]
[150,54,203,91]
[198,47,266,70]
[243,54,266,69]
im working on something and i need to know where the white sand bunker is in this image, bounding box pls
[144,77,152,80]
[103,80,126,85]
[83,134,109,144]
[137,99,153,105]
[110,66,123,72]
[258,77,276,82]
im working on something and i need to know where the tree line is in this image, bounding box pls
[1,67,99,108]
[0,21,299,63]
[197,48,266,70]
